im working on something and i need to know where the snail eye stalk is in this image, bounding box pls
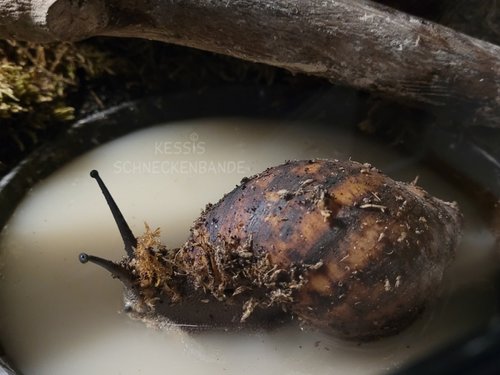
[90,170,137,258]
[79,252,134,287]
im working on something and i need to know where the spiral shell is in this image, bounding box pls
[178,159,461,339]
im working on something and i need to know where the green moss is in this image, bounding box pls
[0,40,122,172]
[0,40,122,119]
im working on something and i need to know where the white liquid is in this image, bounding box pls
[0,119,496,375]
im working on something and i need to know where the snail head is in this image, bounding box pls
[78,170,153,314]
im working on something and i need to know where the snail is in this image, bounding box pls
[79,159,462,340]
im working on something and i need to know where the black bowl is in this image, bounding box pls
[1,86,498,375]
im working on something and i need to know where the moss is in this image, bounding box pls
[176,231,323,322]
[132,223,174,289]
[128,222,324,322]
[0,40,122,174]
[0,40,119,119]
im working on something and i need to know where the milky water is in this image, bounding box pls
[0,119,496,374]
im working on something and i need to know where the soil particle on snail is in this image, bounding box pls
[81,159,463,341]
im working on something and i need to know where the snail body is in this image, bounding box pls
[80,159,462,340]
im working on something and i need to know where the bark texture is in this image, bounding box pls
[0,0,499,126]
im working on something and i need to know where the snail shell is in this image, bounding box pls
[80,159,462,341]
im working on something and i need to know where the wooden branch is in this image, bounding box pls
[1,0,499,126]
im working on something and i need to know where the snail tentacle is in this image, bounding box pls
[90,170,137,258]
[79,252,135,288]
